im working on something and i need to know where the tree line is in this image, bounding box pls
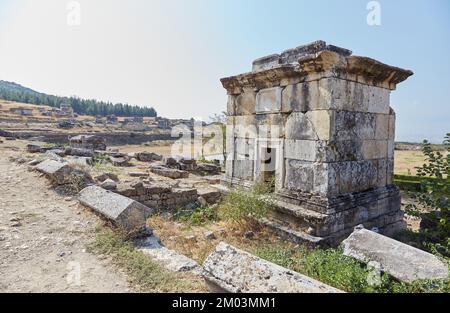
[0,87,157,117]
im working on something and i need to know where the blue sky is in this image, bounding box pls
[0,0,449,142]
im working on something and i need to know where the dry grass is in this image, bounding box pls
[147,215,285,265]
[394,150,427,175]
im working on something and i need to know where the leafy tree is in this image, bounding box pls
[406,133,450,257]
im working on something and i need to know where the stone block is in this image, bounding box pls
[136,152,163,162]
[388,113,396,140]
[78,186,153,231]
[235,88,256,115]
[284,139,320,161]
[306,110,332,140]
[35,160,72,185]
[375,114,389,140]
[343,228,449,283]
[137,236,200,273]
[227,95,236,116]
[285,112,318,140]
[233,159,254,180]
[256,87,282,113]
[203,242,343,293]
[362,140,388,160]
[284,159,314,192]
[149,165,189,179]
[281,81,319,112]
[27,144,43,153]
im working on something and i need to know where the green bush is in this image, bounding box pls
[406,133,450,258]
[218,182,275,225]
[175,205,218,226]
[254,244,450,293]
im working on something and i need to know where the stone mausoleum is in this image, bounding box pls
[221,41,413,244]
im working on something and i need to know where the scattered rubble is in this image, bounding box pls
[203,242,343,293]
[342,228,449,282]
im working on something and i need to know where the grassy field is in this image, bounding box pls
[394,150,426,175]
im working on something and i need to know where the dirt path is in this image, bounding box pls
[0,142,131,292]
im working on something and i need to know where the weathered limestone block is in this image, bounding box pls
[137,236,200,273]
[136,152,163,162]
[233,115,257,138]
[196,163,221,175]
[388,112,396,140]
[227,95,236,116]
[149,165,189,179]
[235,88,256,115]
[362,140,388,160]
[203,242,343,293]
[284,139,322,162]
[232,159,254,180]
[343,228,449,283]
[35,160,72,185]
[109,156,130,167]
[256,87,282,113]
[129,171,148,177]
[197,188,221,204]
[26,144,43,153]
[375,114,389,140]
[64,147,94,158]
[282,80,319,112]
[78,185,153,231]
[285,112,318,140]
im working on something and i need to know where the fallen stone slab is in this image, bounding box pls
[136,152,163,162]
[95,172,119,182]
[67,156,93,167]
[196,163,221,175]
[129,171,148,177]
[35,160,72,185]
[109,156,130,167]
[197,188,221,204]
[136,236,201,273]
[26,144,43,153]
[342,228,449,283]
[100,179,117,191]
[78,185,152,232]
[150,165,189,179]
[203,242,343,293]
[64,147,94,157]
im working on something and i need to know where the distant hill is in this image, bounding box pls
[0,80,157,117]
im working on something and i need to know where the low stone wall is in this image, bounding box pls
[116,181,198,210]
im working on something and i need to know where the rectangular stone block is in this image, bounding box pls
[388,113,396,140]
[256,87,282,113]
[362,140,388,160]
[78,186,153,231]
[235,137,255,159]
[203,242,343,293]
[282,81,319,112]
[284,139,319,161]
[235,88,256,115]
[234,115,257,138]
[227,95,236,116]
[284,159,314,192]
[375,114,389,140]
[343,228,449,283]
[35,160,72,185]
[233,159,254,180]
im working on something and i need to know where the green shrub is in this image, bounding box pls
[405,133,450,258]
[253,244,450,293]
[175,205,218,226]
[218,182,275,224]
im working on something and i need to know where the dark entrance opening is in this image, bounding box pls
[261,147,276,192]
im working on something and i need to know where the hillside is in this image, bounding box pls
[0,80,157,117]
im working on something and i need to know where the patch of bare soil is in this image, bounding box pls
[0,140,131,292]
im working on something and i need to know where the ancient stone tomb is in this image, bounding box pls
[221,40,413,243]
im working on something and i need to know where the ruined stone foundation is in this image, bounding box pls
[221,40,413,245]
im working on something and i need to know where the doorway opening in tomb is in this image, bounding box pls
[260,147,276,192]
